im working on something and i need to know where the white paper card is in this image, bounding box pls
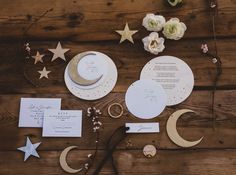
[125,79,167,119]
[77,53,108,81]
[42,110,82,137]
[125,123,160,133]
[18,98,61,128]
[140,56,194,106]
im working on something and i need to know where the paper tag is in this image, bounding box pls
[125,123,160,133]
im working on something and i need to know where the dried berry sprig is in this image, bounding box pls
[21,8,53,87]
[84,107,102,174]
[201,0,222,130]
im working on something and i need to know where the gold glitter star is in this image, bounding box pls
[48,42,70,62]
[115,23,138,44]
[32,51,44,64]
[38,67,51,79]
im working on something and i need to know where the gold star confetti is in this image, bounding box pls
[115,23,138,44]
[32,51,44,64]
[38,67,51,79]
[48,42,70,62]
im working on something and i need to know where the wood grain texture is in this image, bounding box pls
[0,0,235,41]
[0,90,235,151]
[0,0,236,174]
[0,38,235,94]
[1,150,236,175]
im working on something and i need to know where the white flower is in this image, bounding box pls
[142,32,165,55]
[163,18,187,40]
[142,14,166,32]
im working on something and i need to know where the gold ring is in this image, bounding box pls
[108,103,123,119]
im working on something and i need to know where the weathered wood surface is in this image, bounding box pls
[0,0,236,174]
[0,0,236,41]
[0,91,235,151]
[0,38,235,94]
[1,150,236,175]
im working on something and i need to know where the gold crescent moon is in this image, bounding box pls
[68,52,103,86]
[166,109,204,148]
[59,146,83,174]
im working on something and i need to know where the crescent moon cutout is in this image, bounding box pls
[68,52,103,86]
[60,146,83,174]
[166,109,204,148]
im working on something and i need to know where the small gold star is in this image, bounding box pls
[32,51,44,64]
[115,23,138,44]
[38,67,51,79]
[48,42,70,62]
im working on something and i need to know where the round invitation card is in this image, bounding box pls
[64,51,118,100]
[125,79,167,119]
[140,56,194,106]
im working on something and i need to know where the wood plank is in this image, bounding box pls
[0,39,235,94]
[0,0,235,41]
[0,90,235,151]
[1,149,236,175]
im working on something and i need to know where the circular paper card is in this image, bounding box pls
[64,51,118,100]
[125,79,167,119]
[140,56,194,106]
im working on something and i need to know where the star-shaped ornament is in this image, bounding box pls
[48,42,70,62]
[115,23,138,44]
[17,137,41,161]
[32,51,44,64]
[38,67,51,79]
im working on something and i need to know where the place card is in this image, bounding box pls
[125,123,160,133]
[42,110,82,137]
[18,98,61,128]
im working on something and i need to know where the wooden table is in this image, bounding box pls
[0,0,235,174]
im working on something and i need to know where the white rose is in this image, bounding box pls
[163,18,187,40]
[142,32,165,55]
[142,13,166,32]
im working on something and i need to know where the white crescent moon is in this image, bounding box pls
[166,109,204,148]
[68,52,103,86]
[59,146,83,174]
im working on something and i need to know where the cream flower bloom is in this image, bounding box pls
[142,32,165,55]
[163,18,187,40]
[142,13,166,32]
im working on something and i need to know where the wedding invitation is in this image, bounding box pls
[140,56,194,106]
[125,79,167,119]
[42,110,82,137]
[18,98,61,128]
[64,51,118,100]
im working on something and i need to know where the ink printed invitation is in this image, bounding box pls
[18,98,61,128]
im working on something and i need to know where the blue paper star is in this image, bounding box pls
[17,137,41,161]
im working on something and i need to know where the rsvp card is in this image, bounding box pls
[18,98,61,128]
[42,110,82,137]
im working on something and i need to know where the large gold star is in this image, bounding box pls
[48,42,70,62]
[32,51,44,64]
[38,67,51,79]
[115,23,138,44]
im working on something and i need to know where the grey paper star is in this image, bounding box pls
[17,137,41,161]
[38,67,51,79]
[48,42,70,62]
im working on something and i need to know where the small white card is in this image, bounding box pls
[125,123,160,133]
[42,110,82,137]
[18,98,61,128]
